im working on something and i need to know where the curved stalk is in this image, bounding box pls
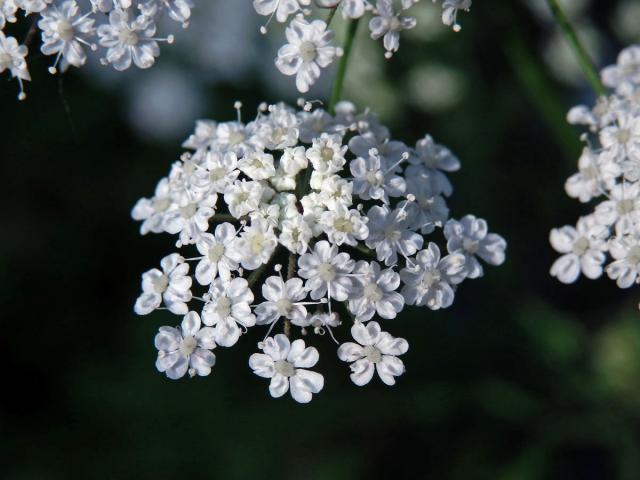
[545,0,605,97]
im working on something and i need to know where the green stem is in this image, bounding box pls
[545,0,605,97]
[328,18,360,114]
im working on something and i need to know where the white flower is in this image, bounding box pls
[411,134,461,172]
[253,0,310,23]
[564,148,619,203]
[202,277,255,347]
[97,8,162,71]
[550,217,608,284]
[403,182,449,235]
[306,133,347,175]
[0,32,30,100]
[224,179,263,219]
[439,0,472,32]
[0,0,17,29]
[349,132,410,172]
[131,178,175,235]
[235,217,278,270]
[320,204,369,247]
[275,16,341,93]
[155,312,216,379]
[195,150,240,194]
[348,261,405,321]
[444,215,507,279]
[15,0,51,14]
[38,1,96,73]
[606,235,640,288]
[369,0,416,58]
[337,321,408,386]
[365,205,423,266]
[298,240,355,301]
[238,150,276,180]
[319,176,353,211]
[292,312,341,333]
[279,214,313,254]
[249,334,324,403]
[599,111,640,160]
[594,182,640,234]
[400,242,466,309]
[194,223,240,285]
[255,276,309,325]
[164,194,217,247]
[135,253,192,315]
[280,146,309,176]
[350,149,406,203]
[601,45,640,93]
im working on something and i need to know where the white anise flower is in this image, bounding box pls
[275,16,341,93]
[601,45,640,94]
[131,178,175,235]
[255,276,310,325]
[195,150,240,194]
[224,179,263,219]
[298,240,355,301]
[594,182,640,234]
[194,223,241,285]
[443,215,507,279]
[437,0,472,32]
[350,149,406,203]
[403,179,449,234]
[235,217,278,270]
[279,214,313,254]
[401,242,466,310]
[550,216,608,284]
[249,334,324,403]
[97,8,166,71]
[369,0,416,58]
[348,261,405,321]
[366,205,423,266]
[320,204,369,247]
[606,235,640,288]
[15,0,51,14]
[564,148,619,203]
[164,194,217,247]
[0,32,30,100]
[349,132,410,172]
[135,253,192,315]
[238,150,276,181]
[599,111,640,160]
[306,133,348,175]
[202,277,255,347]
[337,321,408,386]
[155,312,216,379]
[319,176,353,211]
[0,0,17,29]
[38,0,96,74]
[253,0,310,24]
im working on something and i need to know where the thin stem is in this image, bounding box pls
[283,253,297,338]
[325,5,338,26]
[545,0,605,97]
[328,18,360,115]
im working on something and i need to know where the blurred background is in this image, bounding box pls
[3,0,640,478]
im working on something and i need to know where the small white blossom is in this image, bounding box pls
[202,277,255,347]
[135,253,192,315]
[255,276,309,325]
[194,223,241,285]
[348,261,405,321]
[235,217,278,270]
[0,32,30,100]
[369,0,416,58]
[338,321,408,386]
[298,240,355,301]
[366,205,423,265]
[155,311,216,379]
[249,334,324,403]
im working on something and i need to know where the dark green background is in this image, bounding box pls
[3,1,640,478]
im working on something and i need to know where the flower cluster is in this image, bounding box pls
[0,0,190,100]
[253,0,472,93]
[133,100,505,402]
[550,45,640,302]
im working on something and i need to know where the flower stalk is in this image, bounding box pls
[329,18,360,114]
[545,0,605,97]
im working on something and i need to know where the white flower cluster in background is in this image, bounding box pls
[550,45,640,304]
[0,0,190,100]
[132,100,505,402]
[253,0,472,93]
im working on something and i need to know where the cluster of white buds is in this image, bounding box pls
[253,0,472,93]
[132,100,506,402]
[550,45,640,305]
[0,0,190,100]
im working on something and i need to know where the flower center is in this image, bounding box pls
[274,359,295,377]
[365,170,384,186]
[57,19,75,42]
[210,167,227,181]
[462,237,480,254]
[384,228,401,242]
[228,131,245,146]
[317,262,337,282]
[180,203,197,218]
[299,41,317,62]
[275,298,293,315]
[617,129,631,144]
[572,237,590,256]
[153,274,169,293]
[215,296,231,318]
[334,217,353,233]
[364,283,383,302]
[0,52,12,69]
[363,345,382,363]
[208,243,226,262]
[422,269,441,288]
[179,335,198,356]
[250,233,265,254]
[152,197,171,213]
[389,16,402,31]
[617,198,635,215]
[119,28,139,46]
[321,147,334,162]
